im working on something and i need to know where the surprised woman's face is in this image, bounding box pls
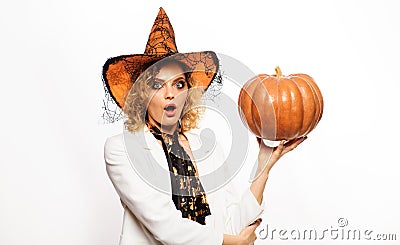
[147,62,189,133]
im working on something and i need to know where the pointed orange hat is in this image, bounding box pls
[102,7,220,109]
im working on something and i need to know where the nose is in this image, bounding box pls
[164,83,175,100]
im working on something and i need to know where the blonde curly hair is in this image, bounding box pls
[123,59,205,133]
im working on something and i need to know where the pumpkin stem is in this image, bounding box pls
[275,66,283,78]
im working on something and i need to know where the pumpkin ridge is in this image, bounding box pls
[280,78,303,139]
[275,77,281,139]
[293,74,323,131]
[291,78,304,138]
[238,75,263,136]
[250,75,265,136]
[254,75,272,138]
[291,75,316,136]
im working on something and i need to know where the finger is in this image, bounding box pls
[274,140,285,155]
[248,225,258,234]
[248,218,262,226]
[282,136,307,154]
[248,218,262,229]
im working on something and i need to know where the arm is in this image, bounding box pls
[209,142,265,234]
[223,182,265,234]
[250,137,307,204]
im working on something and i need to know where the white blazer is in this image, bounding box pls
[104,125,265,245]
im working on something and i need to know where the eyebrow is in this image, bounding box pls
[153,75,186,83]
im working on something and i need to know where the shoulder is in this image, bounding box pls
[104,126,146,151]
[185,128,222,147]
[104,133,126,163]
[184,128,225,161]
[104,126,153,161]
[184,128,212,145]
[103,130,147,166]
[104,133,124,151]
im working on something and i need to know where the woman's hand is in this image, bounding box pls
[238,218,262,245]
[256,136,307,176]
[223,219,262,245]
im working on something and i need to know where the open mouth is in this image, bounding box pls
[164,104,177,117]
[164,104,176,111]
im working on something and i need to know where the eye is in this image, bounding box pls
[175,80,186,89]
[151,82,163,89]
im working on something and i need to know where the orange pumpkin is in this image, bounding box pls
[238,67,323,141]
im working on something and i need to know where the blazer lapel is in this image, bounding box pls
[123,126,171,194]
[142,126,170,172]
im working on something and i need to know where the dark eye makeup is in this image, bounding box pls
[175,79,186,89]
[149,78,187,90]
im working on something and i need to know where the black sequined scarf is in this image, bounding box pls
[148,123,211,225]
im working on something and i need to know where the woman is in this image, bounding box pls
[103,8,305,245]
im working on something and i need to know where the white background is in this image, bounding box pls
[1,0,399,244]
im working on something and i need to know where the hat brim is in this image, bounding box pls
[103,51,219,108]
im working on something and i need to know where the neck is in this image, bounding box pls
[160,124,177,135]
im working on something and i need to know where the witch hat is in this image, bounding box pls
[102,7,219,109]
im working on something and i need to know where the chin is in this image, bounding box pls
[159,117,180,127]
